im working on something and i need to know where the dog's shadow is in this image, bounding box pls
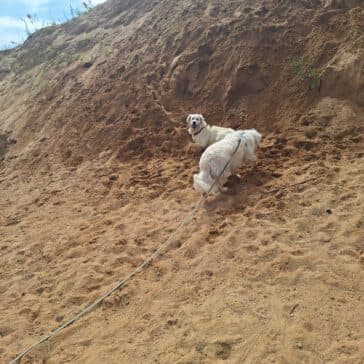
[203,165,275,214]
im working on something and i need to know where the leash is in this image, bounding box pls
[9,138,243,364]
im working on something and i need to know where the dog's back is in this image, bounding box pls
[199,132,241,168]
[209,125,235,145]
[193,129,262,195]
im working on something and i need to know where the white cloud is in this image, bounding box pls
[0,15,45,48]
[19,0,51,14]
[0,16,24,29]
[0,15,32,48]
[0,28,25,49]
[20,0,50,6]
[91,0,107,5]
[0,16,43,30]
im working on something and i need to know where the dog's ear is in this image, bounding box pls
[186,114,192,124]
[199,114,205,123]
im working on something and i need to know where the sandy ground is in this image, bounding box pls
[1,133,363,363]
[0,0,363,363]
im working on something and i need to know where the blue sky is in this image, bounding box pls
[0,0,107,49]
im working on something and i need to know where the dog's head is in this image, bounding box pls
[186,114,207,135]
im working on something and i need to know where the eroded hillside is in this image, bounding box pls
[0,0,363,363]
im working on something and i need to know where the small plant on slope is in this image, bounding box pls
[291,57,322,90]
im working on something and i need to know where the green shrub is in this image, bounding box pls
[291,57,322,90]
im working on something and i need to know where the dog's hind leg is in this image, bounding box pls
[193,174,209,194]
[215,167,230,194]
[219,172,230,192]
[208,160,226,194]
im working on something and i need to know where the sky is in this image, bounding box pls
[0,0,107,49]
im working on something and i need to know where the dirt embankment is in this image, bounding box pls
[0,0,363,363]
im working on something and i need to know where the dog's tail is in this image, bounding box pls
[250,128,262,145]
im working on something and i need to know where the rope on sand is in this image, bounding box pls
[10,139,242,364]
[10,135,318,363]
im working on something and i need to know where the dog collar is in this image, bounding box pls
[192,126,205,137]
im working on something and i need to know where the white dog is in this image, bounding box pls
[186,113,234,148]
[193,129,262,195]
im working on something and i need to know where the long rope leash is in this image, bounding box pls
[9,139,242,364]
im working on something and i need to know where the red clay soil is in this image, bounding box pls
[0,0,363,363]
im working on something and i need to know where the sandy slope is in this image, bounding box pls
[1,131,363,363]
[0,0,363,363]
